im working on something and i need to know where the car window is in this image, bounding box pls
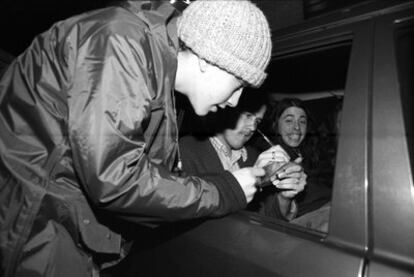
[253,41,352,234]
[395,22,414,174]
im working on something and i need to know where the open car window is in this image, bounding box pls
[244,41,352,234]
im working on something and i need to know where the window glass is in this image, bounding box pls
[251,42,351,233]
[395,23,414,175]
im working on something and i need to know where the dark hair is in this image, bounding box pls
[193,88,268,136]
[234,87,268,115]
[214,88,268,131]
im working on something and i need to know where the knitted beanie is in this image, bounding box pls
[177,0,272,88]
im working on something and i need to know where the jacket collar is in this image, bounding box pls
[125,1,177,21]
[123,1,179,49]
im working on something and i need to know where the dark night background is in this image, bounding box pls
[0,0,367,58]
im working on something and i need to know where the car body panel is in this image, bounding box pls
[370,8,414,273]
[322,19,371,253]
[129,214,363,277]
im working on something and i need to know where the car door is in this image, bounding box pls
[368,6,414,276]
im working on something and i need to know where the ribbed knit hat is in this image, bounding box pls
[177,0,272,88]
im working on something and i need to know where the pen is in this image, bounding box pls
[257,129,274,147]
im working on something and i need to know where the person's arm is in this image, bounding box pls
[255,146,306,220]
[67,27,247,224]
[276,194,298,221]
[272,161,307,220]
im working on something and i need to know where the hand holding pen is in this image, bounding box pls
[255,129,305,190]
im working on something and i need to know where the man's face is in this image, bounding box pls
[278,106,307,147]
[175,52,245,116]
[191,65,245,115]
[219,105,267,150]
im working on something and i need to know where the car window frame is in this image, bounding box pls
[237,19,374,253]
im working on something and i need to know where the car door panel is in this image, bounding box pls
[130,214,364,277]
[369,7,414,275]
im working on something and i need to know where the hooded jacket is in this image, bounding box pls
[0,2,246,275]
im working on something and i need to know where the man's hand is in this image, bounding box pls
[254,145,290,168]
[272,160,307,199]
[231,167,265,203]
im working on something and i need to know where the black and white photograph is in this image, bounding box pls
[0,0,413,276]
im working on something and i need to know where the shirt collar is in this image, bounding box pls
[210,136,248,163]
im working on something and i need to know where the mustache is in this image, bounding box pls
[240,130,254,137]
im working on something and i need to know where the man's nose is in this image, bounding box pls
[246,117,258,131]
[252,121,259,130]
[226,88,243,107]
[293,121,300,130]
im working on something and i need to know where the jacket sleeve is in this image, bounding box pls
[67,28,246,224]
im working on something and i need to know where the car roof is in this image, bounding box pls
[273,0,414,40]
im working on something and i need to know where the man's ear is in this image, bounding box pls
[198,57,208,73]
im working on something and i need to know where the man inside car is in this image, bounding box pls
[179,89,307,220]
